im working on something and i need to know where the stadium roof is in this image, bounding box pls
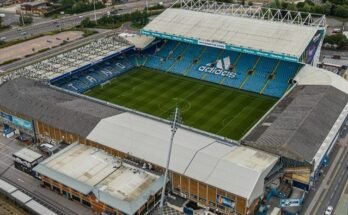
[294,65,348,94]
[0,78,122,137]
[1,78,279,205]
[244,83,348,164]
[142,8,320,59]
[87,112,278,205]
[34,143,163,215]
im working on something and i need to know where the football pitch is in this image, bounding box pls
[85,67,277,140]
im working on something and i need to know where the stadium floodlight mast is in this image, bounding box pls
[159,106,181,215]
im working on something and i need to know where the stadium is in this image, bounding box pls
[0,0,347,214]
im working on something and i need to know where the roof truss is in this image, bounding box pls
[175,0,326,28]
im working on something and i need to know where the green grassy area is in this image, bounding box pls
[85,67,277,140]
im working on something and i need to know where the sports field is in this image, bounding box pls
[85,67,277,140]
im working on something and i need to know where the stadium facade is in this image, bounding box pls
[1,1,348,214]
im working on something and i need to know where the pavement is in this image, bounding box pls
[0,29,114,73]
[0,0,174,42]
[334,180,348,215]
[0,31,83,64]
[302,131,348,215]
[0,135,93,215]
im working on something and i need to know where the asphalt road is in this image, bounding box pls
[316,143,348,214]
[0,0,173,42]
[0,136,93,215]
[302,130,348,215]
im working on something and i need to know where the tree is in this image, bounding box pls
[333,5,348,18]
[60,0,75,8]
[80,17,95,28]
[324,33,348,48]
[287,3,297,10]
[19,15,33,26]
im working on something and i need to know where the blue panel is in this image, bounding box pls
[51,39,301,98]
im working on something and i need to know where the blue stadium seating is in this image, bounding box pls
[263,61,300,97]
[242,58,277,93]
[51,40,301,98]
[52,55,134,92]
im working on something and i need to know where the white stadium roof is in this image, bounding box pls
[87,112,278,205]
[294,64,348,94]
[143,8,319,58]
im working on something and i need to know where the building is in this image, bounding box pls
[1,1,348,214]
[34,143,164,215]
[12,148,43,176]
[18,1,52,16]
[0,78,279,214]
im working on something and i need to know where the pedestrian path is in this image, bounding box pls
[334,180,348,215]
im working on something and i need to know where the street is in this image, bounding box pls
[302,131,348,215]
[0,136,93,215]
[0,0,173,42]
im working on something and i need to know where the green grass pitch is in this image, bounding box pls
[85,67,277,140]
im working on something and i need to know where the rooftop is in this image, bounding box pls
[87,112,279,205]
[142,7,320,58]
[43,144,116,188]
[0,78,122,137]
[34,143,163,214]
[13,148,42,163]
[244,84,348,163]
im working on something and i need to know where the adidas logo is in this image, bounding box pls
[198,56,237,79]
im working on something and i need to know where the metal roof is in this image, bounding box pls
[11,190,32,204]
[34,143,116,194]
[26,200,57,215]
[294,64,348,94]
[34,143,164,214]
[143,8,319,58]
[0,179,17,194]
[13,148,42,163]
[87,112,278,205]
[244,85,348,163]
[92,173,164,214]
[0,78,122,137]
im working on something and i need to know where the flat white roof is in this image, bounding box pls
[26,200,57,215]
[295,64,348,94]
[87,112,278,204]
[42,144,116,187]
[13,148,42,163]
[0,179,17,194]
[143,8,318,58]
[96,165,159,202]
[11,190,31,204]
[34,143,163,214]
[119,33,155,49]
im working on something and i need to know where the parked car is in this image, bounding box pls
[325,206,333,215]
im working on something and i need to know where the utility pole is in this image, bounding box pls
[93,0,97,24]
[146,0,148,13]
[159,106,181,215]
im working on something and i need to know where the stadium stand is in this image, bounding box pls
[52,40,301,97]
[53,55,134,93]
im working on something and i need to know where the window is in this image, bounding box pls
[72,195,80,202]
[82,200,91,207]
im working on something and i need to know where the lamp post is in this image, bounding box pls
[159,106,181,215]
